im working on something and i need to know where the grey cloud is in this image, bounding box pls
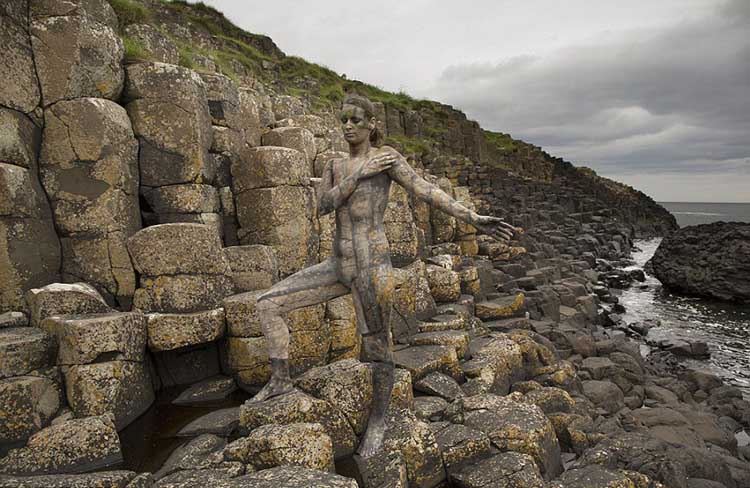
[431,0,750,182]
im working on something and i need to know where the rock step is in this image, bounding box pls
[393,345,462,382]
[475,293,526,321]
[408,331,470,359]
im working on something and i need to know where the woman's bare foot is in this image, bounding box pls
[356,418,386,457]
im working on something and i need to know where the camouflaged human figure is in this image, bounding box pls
[254,94,515,457]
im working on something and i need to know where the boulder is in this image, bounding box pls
[449,452,545,488]
[475,293,526,320]
[393,345,462,382]
[0,327,55,378]
[0,375,61,446]
[146,309,225,352]
[239,465,357,488]
[25,283,112,327]
[430,422,493,473]
[200,73,240,129]
[176,407,239,438]
[239,390,357,459]
[383,412,446,488]
[415,371,464,402]
[225,422,333,471]
[133,274,234,313]
[0,471,137,488]
[652,222,750,303]
[0,415,122,475]
[425,264,461,303]
[582,380,625,414]
[63,360,154,429]
[30,0,123,106]
[154,433,227,479]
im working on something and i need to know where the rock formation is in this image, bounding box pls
[0,1,746,488]
[652,222,750,303]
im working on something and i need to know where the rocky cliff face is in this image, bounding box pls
[4,2,745,488]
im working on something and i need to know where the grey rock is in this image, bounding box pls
[146,309,225,352]
[172,375,237,406]
[154,434,226,480]
[176,407,239,437]
[0,470,137,488]
[238,465,358,488]
[0,374,61,445]
[0,327,55,378]
[0,19,41,113]
[449,451,545,488]
[414,371,464,401]
[25,283,112,327]
[0,311,28,328]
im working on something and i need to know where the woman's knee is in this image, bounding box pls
[256,294,281,316]
[358,265,395,302]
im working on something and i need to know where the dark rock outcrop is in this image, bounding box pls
[652,222,750,303]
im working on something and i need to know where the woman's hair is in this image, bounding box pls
[343,93,383,146]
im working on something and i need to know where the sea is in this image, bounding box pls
[618,202,750,399]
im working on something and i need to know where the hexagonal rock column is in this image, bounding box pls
[431,177,457,243]
[232,146,317,277]
[452,186,479,255]
[25,282,113,327]
[0,108,61,314]
[40,311,153,430]
[385,183,420,268]
[29,0,124,107]
[128,223,232,388]
[0,5,41,114]
[39,98,140,308]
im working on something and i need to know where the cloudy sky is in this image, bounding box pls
[206,0,750,202]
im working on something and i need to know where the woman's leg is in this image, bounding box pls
[352,263,396,457]
[253,257,349,402]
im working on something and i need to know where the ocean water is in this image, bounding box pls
[659,202,750,227]
[619,238,750,399]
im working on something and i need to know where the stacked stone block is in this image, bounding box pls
[232,145,318,277]
[384,183,421,267]
[128,223,233,387]
[452,186,479,255]
[39,98,140,308]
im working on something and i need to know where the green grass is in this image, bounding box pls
[122,36,150,60]
[384,136,434,156]
[107,0,149,27]
[483,130,517,152]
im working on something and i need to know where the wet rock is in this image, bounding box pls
[154,434,227,480]
[430,421,493,473]
[63,360,154,430]
[0,415,122,475]
[225,422,333,471]
[582,380,625,414]
[172,375,237,406]
[0,375,61,445]
[146,309,225,352]
[0,470,137,488]
[41,312,146,365]
[223,245,279,292]
[239,465,357,488]
[30,0,124,106]
[652,222,750,303]
[294,359,373,435]
[127,224,228,276]
[449,451,545,488]
[0,327,55,378]
[415,371,464,401]
[177,407,239,438]
[25,283,112,327]
[659,338,710,359]
[239,390,356,459]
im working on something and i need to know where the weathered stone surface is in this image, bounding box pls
[222,290,262,337]
[295,359,373,435]
[470,334,525,395]
[271,94,304,120]
[552,465,652,488]
[142,185,219,214]
[226,422,333,471]
[41,312,146,365]
[0,327,55,378]
[522,387,576,415]
[172,375,237,406]
[475,293,526,320]
[430,421,493,473]
[326,294,358,356]
[0,163,45,218]
[415,371,464,402]
[0,415,122,475]
[449,451,545,488]
[239,465,357,488]
[394,345,461,381]
[384,184,420,267]
[0,375,61,445]
[63,360,154,429]
[154,433,227,480]
[127,223,228,276]
[177,407,239,438]
[25,282,112,327]
[133,274,234,313]
[124,24,179,64]
[0,109,39,170]
[153,469,237,488]
[409,331,470,359]
[235,185,317,276]
[383,412,446,488]
[426,264,461,303]
[652,222,750,303]
[238,87,261,147]
[239,390,357,459]
[459,394,563,479]
[223,336,269,387]
[124,62,212,187]
[414,396,448,421]
[0,471,137,488]
[146,309,225,352]
[582,380,625,414]
[353,449,409,488]
[0,18,41,113]
[233,146,310,191]
[261,128,315,172]
[30,0,123,106]
[392,266,419,341]
[1,216,61,314]
[0,311,27,328]
[200,73,240,129]
[154,342,220,388]
[223,245,279,292]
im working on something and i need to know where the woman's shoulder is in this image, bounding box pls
[375,145,402,157]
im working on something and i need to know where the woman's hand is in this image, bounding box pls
[357,152,400,179]
[471,213,517,242]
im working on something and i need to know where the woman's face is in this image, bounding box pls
[340,104,373,145]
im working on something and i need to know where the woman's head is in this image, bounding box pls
[340,94,383,147]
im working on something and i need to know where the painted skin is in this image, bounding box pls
[254,103,515,457]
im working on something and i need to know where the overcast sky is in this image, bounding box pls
[206,0,750,202]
